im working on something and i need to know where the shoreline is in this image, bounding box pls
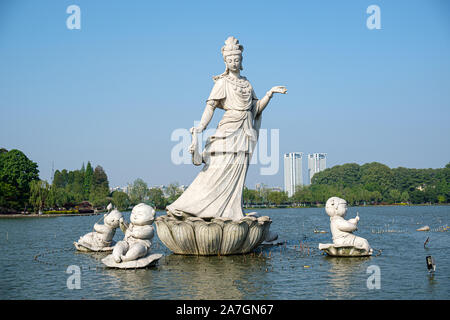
[1,203,448,218]
[0,212,103,218]
[244,203,449,210]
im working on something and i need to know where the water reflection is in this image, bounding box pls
[324,256,371,299]
[160,254,269,299]
[100,253,270,300]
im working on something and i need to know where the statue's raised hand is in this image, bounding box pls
[270,86,287,95]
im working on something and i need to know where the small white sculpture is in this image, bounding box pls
[102,203,162,268]
[319,197,373,257]
[74,209,123,252]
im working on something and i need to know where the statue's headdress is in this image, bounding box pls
[221,36,243,58]
[213,36,244,80]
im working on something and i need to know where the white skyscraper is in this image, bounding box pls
[308,153,327,184]
[284,152,303,197]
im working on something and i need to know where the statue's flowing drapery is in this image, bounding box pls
[166,75,263,221]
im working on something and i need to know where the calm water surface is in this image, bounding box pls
[0,206,449,299]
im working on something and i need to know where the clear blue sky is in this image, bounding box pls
[1,0,449,188]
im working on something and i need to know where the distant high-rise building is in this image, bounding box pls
[284,152,303,197]
[308,153,327,184]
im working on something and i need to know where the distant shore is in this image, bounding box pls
[0,212,103,218]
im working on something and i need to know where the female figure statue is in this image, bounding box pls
[166,36,286,221]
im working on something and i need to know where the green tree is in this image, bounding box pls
[90,165,110,207]
[29,180,51,212]
[400,191,410,203]
[0,149,39,210]
[128,178,149,204]
[83,161,93,200]
[112,191,130,211]
[267,191,288,206]
[148,188,167,209]
[389,189,402,203]
[166,182,183,204]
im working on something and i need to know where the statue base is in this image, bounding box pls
[319,243,373,257]
[102,252,163,269]
[155,214,272,255]
[74,241,116,252]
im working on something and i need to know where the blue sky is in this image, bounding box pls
[1,0,449,189]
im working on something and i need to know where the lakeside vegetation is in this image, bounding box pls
[243,162,450,207]
[1,148,449,214]
[0,148,183,214]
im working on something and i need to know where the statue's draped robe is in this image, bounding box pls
[167,75,261,221]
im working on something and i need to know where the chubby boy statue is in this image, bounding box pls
[112,203,156,263]
[74,209,122,252]
[319,197,372,256]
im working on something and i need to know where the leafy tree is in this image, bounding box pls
[112,191,130,211]
[400,191,410,203]
[0,182,18,210]
[90,165,110,206]
[148,188,167,209]
[360,162,394,196]
[0,149,39,210]
[166,182,183,204]
[83,161,93,200]
[92,166,109,191]
[267,191,288,206]
[128,178,149,204]
[389,189,402,203]
[29,180,51,212]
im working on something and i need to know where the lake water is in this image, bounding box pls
[0,205,449,300]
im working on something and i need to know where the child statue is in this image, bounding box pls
[319,197,373,256]
[74,208,123,252]
[102,203,162,268]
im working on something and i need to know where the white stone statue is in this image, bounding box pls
[74,209,123,252]
[157,36,286,255]
[102,203,162,268]
[319,197,373,257]
[166,36,286,221]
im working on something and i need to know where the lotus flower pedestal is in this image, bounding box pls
[155,215,272,255]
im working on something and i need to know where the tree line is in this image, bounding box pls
[2,148,448,213]
[243,162,450,207]
[111,179,183,211]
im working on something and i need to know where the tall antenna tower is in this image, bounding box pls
[51,161,55,183]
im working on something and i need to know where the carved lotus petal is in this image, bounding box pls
[243,216,272,252]
[155,216,183,254]
[258,216,272,245]
[240,216,259,253]
[219,219,249,255]
[193,220,223,255]
[170,220,198,255]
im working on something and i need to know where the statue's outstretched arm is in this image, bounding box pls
[255,86,287,116]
